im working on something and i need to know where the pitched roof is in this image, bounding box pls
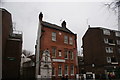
[41,21,75,34]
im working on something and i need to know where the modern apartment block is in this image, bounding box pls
[35,12,77,79]
[82,27,120,79]
[2,8,23,80]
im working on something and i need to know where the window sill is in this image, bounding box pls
[58,75,62,76]
[111,62,118,64]
[71,74,74,76]
[52,57,56,58]
[52,75,56,76]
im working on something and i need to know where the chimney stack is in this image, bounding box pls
[61,20,66,28]
[39,12,43,21]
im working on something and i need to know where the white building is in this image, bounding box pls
[40,50,52,79]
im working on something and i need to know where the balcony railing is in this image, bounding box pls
[10,30,23,39]
[111,62,119,65]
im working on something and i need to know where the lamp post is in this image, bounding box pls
[92,64,95,79]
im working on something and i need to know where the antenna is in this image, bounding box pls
[12,22,16,30]
[86,18,90,28]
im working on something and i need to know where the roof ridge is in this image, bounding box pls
[41,21,75,34]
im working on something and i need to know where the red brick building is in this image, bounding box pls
[36,13,77,79]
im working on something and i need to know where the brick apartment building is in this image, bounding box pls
[2,8,23,79]
[82,27,120,79]
[35,12,77,79]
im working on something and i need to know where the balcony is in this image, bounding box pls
[111,62,119,65]
[10,30,23,39]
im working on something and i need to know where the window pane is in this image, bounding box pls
[103,29,110,35]
[52,67,55,75]
[111,57,117,62]
[64,50,68,59]
[117,40,120,45]
[118,49,120,53]
[105,47,113,53]
[69,37,73,45]
[115,32,120,37]
[104,38,108,43]
[52,47,56,57]
[58,65,62,76]
[108,39,114,44]
[70,65,74,75]
[70,51,73,60]
[65,65,68,75]
[64,36,68,44]
[107,57,111,63]
[52,32,56,41]
[58,50,62,57]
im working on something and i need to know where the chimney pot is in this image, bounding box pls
[39,12,43,21]
[61,20,66,28]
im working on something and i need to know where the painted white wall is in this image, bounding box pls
[36,21,42,78]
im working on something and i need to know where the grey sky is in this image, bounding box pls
[1,1,118,53]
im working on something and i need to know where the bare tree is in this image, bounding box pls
[22,49,33,57]
[104,0,120,13]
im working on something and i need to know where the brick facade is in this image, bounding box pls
[82,27,120,79]
[36,13,77,79]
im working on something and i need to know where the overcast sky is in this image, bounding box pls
[1,0,118,54]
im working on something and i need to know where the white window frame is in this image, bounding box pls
[115,31,120,37]
[105,47,113,53]
[69,37,73,45]
[70,65,74,75]
[64,36,68,44]
[52,32,56,41]
[64,50,68,59]
[103,29,110,35]
[70,51,74,60]
[52,47,56,58]
[117,40,120,45]
[104,38,108,44]
[58,65,62,76]
[107,57,111,63]
[58,50,62,57]
[64,65,68,75]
